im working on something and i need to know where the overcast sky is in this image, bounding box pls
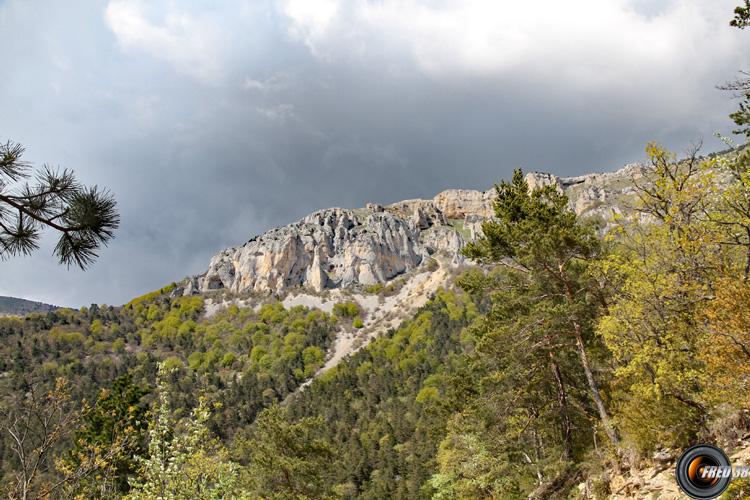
[1,0,748,307]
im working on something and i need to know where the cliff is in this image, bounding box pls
[182,163,645,297]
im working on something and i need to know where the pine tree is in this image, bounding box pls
[464,170,618,446]
[243,404,334,499]
[731,1,750,28]
[722,2,750,136]
[433,268,593,496]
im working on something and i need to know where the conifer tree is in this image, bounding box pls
[722,2,750,136]
[244,404,334,498]
[464,170,618,446]
[732,0,750,28]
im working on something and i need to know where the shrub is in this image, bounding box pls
[425,257,439,272]
[333,301,360,319]
[161,356,184,371]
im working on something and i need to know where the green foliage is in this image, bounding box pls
[285,290,477,498]
[363,280,403,296]
[730,98,750,137]
[731,0,750,28]
[241,405,334,498]
[161,356,184,371]
[461,167,616,461]
[127,365,242,500]
[62,375,149,497]
[597,144,720,452]
[727,3,750,136]
[302,346,325,377]
[0,139,120,268]
[430,412,526,499]
[0,291,336,491]
[363,283,384,294]
[125,284,176,309]
[333,301,360,319]
[6,143,750,498]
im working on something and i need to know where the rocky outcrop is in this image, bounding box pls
[189,163,648,296]
[197,207,449,294]
[432,189,495,219]
[527,163,647,218]
[524,172,563,193]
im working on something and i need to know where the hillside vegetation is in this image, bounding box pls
[2,144,750,498]
[0,296,57,316]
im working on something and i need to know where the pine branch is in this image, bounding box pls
[0,139,119,269]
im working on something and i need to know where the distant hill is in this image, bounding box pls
[0,296,58,316]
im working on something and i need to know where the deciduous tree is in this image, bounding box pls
[597,144,719,451]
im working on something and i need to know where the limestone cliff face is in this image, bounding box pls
[432,189,495,219]
[189,163,645,296]
[195,202,465,295]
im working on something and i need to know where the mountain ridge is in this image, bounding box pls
[167,162,652,384]
[179,162,648,299]
[0,295,58,316]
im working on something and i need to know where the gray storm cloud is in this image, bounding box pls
[0,0,747,307]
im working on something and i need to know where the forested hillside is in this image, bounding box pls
[0,296,57,316]
[2,143,750,498]
[0,289,338,497]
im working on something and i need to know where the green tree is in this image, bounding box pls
[60,374,149,497]
[697,146,750,411]
[432,301,583,497]
[429,172,618,496]
[722,2,750,136]
[464,169,618,446]
[332,301,359,319]
[244,405,334,499]
[431,411,524,499]
[732,0,750,28]
[706,144,750,278]
[597,144,719,451]
[0,139,119,268]
[722,78,750,138]
[127,365,242,500]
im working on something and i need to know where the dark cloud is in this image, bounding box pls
[0,0,747,307]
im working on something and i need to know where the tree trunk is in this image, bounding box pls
[562,273,620,446]
[532,428,544,484]
[573,327,619,445]
[549,352,573,461]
